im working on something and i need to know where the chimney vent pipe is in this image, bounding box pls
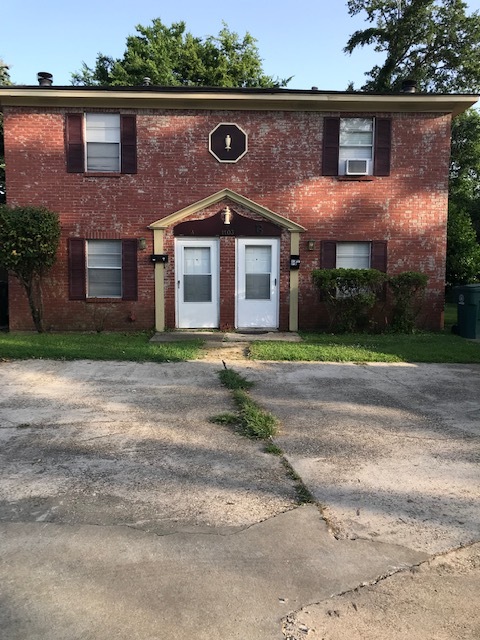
[37,72,53,87]
[401,79,417,93]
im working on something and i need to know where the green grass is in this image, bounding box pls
[0,332,202,362]
[249,328,480,364]
[218,368,254,390]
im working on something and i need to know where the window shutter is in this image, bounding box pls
[374,119,391,176]
[320,241,337,269]
[371,241,387,272]
[122,239,138,300]
[68,238,86,300]
[322,118,340,176]
[121,115,137,174]
[66,114,85,173]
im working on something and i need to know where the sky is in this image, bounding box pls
[2,0,480,91]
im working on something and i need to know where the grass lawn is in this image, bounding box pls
[250,304,480,364]
[0,332,202,362]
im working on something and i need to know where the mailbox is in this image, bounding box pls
[290,255,301,270]
[150,254,168,264]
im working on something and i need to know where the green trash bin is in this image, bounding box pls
[454,284,480,339]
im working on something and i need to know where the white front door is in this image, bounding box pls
[176,239,219,329]
[236,239,279,329]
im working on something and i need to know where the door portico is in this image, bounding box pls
[148,189,305,332]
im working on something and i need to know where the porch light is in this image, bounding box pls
[222,206,233,225]
[307,239,315,251]
[138,237,147,250]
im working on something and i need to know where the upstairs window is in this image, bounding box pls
[66,113,137,174]
[322,117,391,177]
[339,118,373,176]
[85,114,120,172]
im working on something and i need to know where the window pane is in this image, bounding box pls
[184,275,211,302]
[88,240,122,268]
[86,114,120,142]
[246,274,270,300]
[339,146,373,160]
[339,131,373,146]
[184,247,211,275]
[336,242,371,269]
[86,142,120,172]
[340,118,373,133]
[245,245,271,273]
[88,269,122,297]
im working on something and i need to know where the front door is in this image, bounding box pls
[236,239,279,329]
[176,239,219,328]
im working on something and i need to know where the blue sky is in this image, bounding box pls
[3,0,480,90]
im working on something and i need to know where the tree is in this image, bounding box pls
[446,203,480,287]
[0,206,61,332]
[0,59,11,203]
[72,19,289,88]
[344,0,480,287]
[345,0,480,93]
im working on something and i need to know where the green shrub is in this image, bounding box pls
[312,268,387,332]
[388,271,428,333]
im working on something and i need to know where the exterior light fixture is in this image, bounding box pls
[307,239,315,251]
[222,206,233,225]
[138,237,147,250]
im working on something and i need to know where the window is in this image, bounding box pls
[321,240,387,272]
[87,240,122,297]
[66,114,137,174]
[339,119,373,176]
[85,114,120,172]
[322,117,391,177]
[336,242,371,269]
[68,238,138,301]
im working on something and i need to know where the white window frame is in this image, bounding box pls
[85,113,121,173]
[86,240,122,298]
[338,118,374,176]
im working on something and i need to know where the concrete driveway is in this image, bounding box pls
[1,357,479,639]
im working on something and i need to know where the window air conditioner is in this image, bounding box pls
[345,159,369,175]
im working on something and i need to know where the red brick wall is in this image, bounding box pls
[4,107,451,331]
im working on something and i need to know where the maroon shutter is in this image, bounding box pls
[68,238,86,300]
[121,115,137,174]
[122,240,138,300]
[322,117,340,176]
[374,118,391,176]
[371,241,388,272]
[321,241,337,268]
[66,114,84,173]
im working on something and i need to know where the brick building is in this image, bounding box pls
[0,82,477,332]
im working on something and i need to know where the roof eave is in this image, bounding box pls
[0,88,477,116]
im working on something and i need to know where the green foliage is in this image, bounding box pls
[312,268,387,332]
[72,19,289,88]
[388,271,428,333]
[232,389,278,439]
[446,204,480,287]
[0,206,61,332]
[345,0,480,93]
[249,331,480,364]
[218,368,254,390]
[0,332,202,362]
[0,60,10,202]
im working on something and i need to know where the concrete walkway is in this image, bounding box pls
[0,357,479,639]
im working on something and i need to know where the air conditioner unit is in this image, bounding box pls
[345,159,369,176]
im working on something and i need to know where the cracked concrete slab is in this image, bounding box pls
[283,541,480,640]
[0,506,426,640]
[241,362,480,555]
